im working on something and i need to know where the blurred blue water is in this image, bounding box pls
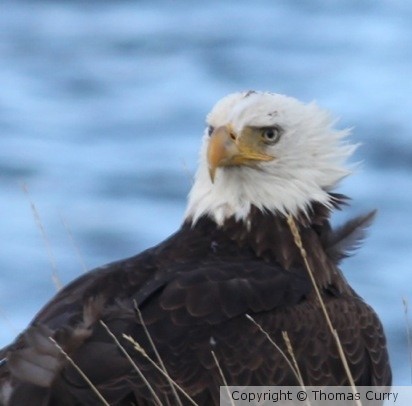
[0,0,411,385]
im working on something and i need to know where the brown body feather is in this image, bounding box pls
[0,196,391,405]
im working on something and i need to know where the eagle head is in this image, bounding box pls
[185,91,357,225]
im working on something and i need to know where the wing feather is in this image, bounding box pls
[324,211,377,263]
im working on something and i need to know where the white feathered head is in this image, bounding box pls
[186,91,357,225]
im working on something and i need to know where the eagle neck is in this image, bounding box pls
[184,194,349,291]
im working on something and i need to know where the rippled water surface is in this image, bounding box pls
[1,0,411,384]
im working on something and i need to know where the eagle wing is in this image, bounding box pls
[4,256,309,404]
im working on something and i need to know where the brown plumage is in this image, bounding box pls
[0,91,391,405]
[0,198,391,405]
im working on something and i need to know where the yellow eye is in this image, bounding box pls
[261,126,282,144]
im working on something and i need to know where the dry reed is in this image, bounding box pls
[49,337,110,406]
[245,314,303,386]
[60,214,88,273]
[122,334,198,406]
[22,183,62,290]
[211,350,235,406]
[402,297,412,384]
[282,331,305,389]
[287,214,361,406]
[133,301,183,406]
[99,320,163,406]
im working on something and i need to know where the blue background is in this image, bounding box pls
[0,0,411,384]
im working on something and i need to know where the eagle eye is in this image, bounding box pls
[207,126,215,136]
[261,125,282,144]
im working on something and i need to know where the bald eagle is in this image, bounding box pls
[0,91,391,405]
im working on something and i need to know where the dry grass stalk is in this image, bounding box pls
[402,297,412,384]
[180,158,195,185]
[282,331,305,388]
[281,332,313,406]
[99,321,163,406]
[0,307,18,335]
[122,334,146,356]
[22,183,62,290]
[123,335,199,406]
[287,215,361,406]
[210,350,235,406]
[60,214,88,273]
[48,337,110,406]
[245,314,301,384]
[133,301,183,406]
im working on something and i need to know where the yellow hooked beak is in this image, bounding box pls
[207,125,275,182]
